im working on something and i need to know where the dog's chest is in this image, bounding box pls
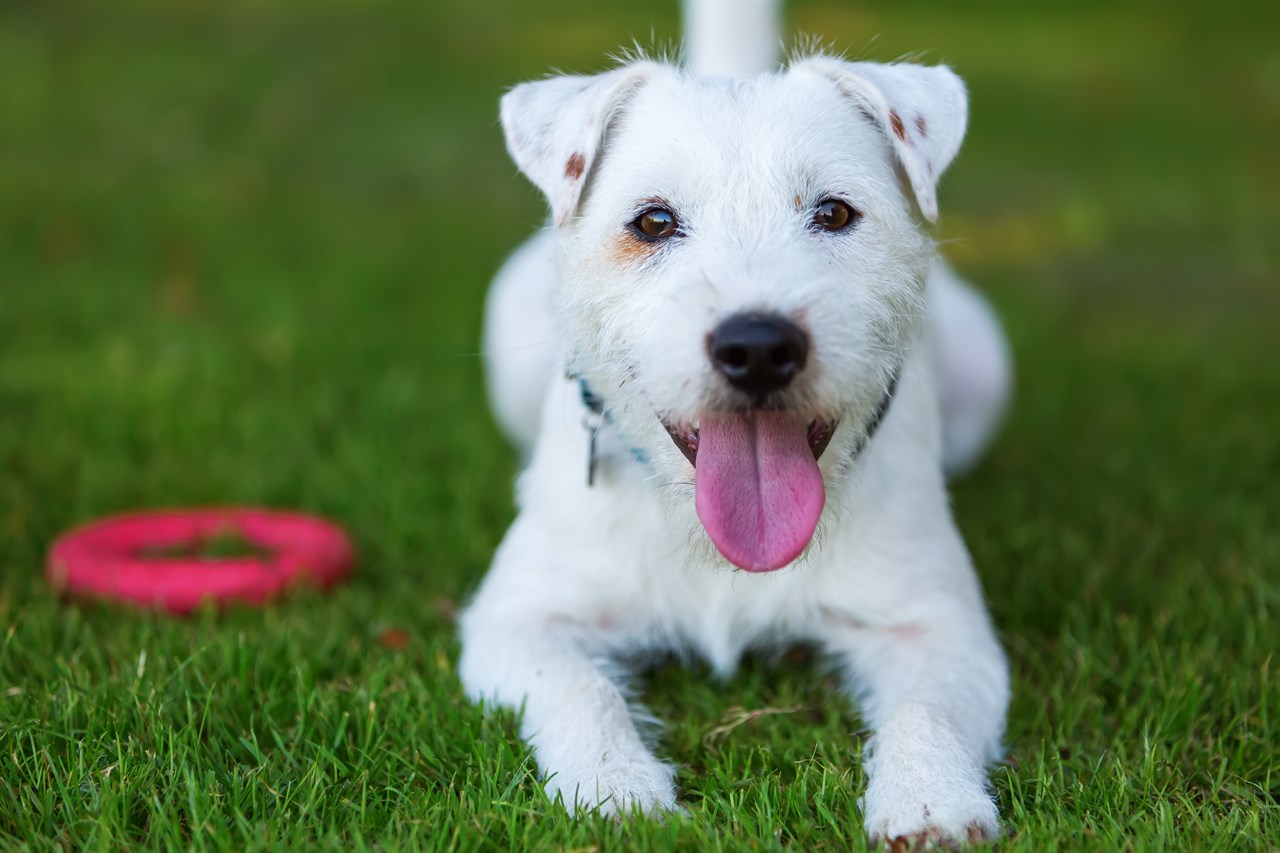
[595,497,823,674]
[664,567,821,674]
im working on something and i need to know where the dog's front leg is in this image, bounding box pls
[459,617,677,816]
[823,584,1009,846]
[458,548,677,817]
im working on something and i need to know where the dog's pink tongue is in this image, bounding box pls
[695,411,825,572]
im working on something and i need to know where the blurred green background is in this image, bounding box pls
[1,1,1277,849]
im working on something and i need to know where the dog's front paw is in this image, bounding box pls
[548,755,679,818]
[863,775,998,849]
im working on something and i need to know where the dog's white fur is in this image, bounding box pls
[461,1,1012,844]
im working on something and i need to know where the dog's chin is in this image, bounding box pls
[661,415,837,468]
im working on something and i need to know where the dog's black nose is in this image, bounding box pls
[708,313,809,399]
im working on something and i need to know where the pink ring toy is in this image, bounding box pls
[47,509,354,614]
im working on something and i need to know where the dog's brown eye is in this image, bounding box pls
[633,207,678,240]
[812,199,860,232]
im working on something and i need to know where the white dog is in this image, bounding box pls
[459,0,1013,845]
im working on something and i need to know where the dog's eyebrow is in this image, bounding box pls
[627,195,675,216]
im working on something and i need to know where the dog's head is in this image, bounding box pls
[501,56,968,572]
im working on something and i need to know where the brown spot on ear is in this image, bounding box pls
[914,115,927,137]
[889,110,906,141]
[565,152,586,180]
[794,193,804,211]
[609,232,656,266]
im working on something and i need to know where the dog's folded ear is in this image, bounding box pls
[795,58,968,222]
[501,63,662,227]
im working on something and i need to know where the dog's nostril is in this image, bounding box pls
[719,345,749,370]
[770,343,800,369]
[709,313,809,399]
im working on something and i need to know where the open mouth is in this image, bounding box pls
[663,416,837,467]
[662,411,835,574]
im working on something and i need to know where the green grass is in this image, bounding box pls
[2,0,1278,849]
